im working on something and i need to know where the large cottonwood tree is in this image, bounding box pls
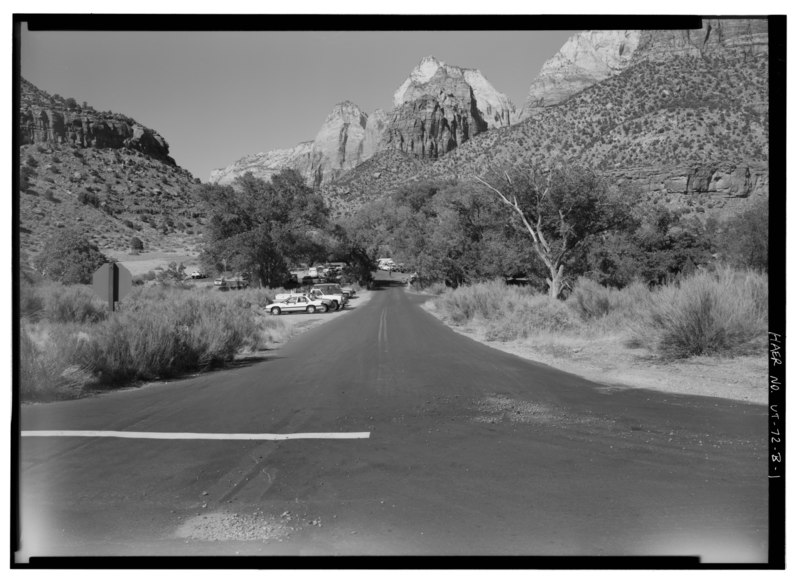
[475,163,629,298]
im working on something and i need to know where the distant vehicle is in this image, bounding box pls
[190,270,207,279]
[377,258,395,271]
[266,294,331,315]
[215,275,248,290]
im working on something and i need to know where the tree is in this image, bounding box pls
[475,163,630,298]
[717,198,768,272]
[34,228,109,284]
[197,169,331,287]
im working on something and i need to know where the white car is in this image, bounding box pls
[266,294,331,315]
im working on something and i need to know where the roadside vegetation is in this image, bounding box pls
[18,279,295,402]
[427,267,767,360]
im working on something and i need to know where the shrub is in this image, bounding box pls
[41,283,107,323]
[20,280,45,320]
[78,190,100,207]
[130,236,144,251]
[33,228,109,284]
[19,323,93,402]
[568,277,615,320]
[434,279,579,341]
[629,267,767,358]
[77,291,264,384]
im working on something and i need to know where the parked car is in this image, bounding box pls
[308,286,347,310]
[266,294,332,315]
[313,282,355,300]
[190,270,207,279]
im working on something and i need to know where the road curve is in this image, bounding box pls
[18,279,768,561]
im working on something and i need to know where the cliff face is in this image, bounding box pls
[210,102,377,187]
[632,18,769,63]
[382,65,488,158]
[362,108,388,160]
[309,101,369,186]
[19,78,175,165]
[522,30,641,114]
[208,142,313,186]
[393,56,516,130]
[521,19,768,117]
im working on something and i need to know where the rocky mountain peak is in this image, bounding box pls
[393,55,516,129]
[324,101,368,127]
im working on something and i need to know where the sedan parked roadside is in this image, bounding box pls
[266,294,332,315]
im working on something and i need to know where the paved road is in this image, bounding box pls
[18,278,768,561]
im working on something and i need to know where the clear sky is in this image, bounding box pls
[20,24,575,181]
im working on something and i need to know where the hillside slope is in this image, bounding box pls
[18,78,203,263]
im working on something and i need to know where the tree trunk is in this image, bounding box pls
[547,264,565,299]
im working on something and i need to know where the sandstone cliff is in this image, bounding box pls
[19,77,175,165]
[522,19,768,117]
[393,56,516,129]
[362,108,388,160]
[309,101,369,186]
[522,31,641,113]
[208,142,313,186]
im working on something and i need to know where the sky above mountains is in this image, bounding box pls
[20,23,574,181]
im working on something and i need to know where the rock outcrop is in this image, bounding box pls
[309,101,369,186]
[393,55,515,129]
[609,162,768,200]
[522,31,641,114]
[362,108,388,160]
[19,78,175,165]
[381,56,516,158]
[208,142,313,186]
[382,68,488,158]
[632,18,768,64]
[521,19,768,117]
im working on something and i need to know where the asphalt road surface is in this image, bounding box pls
[17,276,768,561]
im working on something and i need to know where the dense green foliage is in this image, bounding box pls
[716,198,769,272]
[348,159,766,295]
[197,169,332,287]
[477,163,632,297]
[33,227,109,284]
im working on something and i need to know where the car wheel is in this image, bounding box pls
[270,307,281,315]
[330,300,339,311]
[306,305,315,314]
[319,304,329,313]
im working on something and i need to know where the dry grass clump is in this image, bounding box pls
[430,268,766,359]
[19,322,93,401]
[629,267,767,359]
[18,282,291,400]
[20,280,107,323]
[76,292,263,384]
[434,279,579,341]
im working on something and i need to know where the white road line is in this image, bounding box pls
[377,308,386,345]
[21,431,371,440]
